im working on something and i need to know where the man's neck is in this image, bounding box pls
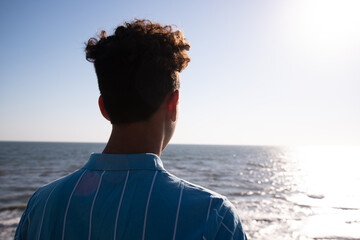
[102,121,165,157]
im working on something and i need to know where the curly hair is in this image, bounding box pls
[85,19,190,124]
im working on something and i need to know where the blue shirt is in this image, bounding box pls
[15,153,247,240]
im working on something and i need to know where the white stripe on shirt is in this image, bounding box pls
[38,184,58,240]
[214,209,235,236]
[172,182,184,240]
[142,171,158,240]
[89,171,105,240]
[114,170,130,240]
[214,209,224,219]
[206,197,213,222]
[62,170,87,240]
[221,221,234,236]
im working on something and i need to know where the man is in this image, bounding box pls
[15,19,247,239]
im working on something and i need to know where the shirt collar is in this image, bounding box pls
[83,153,165,171]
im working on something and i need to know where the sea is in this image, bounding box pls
[0,141,360,240]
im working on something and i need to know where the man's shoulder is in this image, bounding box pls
[157,170,236,216]
[158,171,247,239]
[30,169,86,204]
[159,170,226,200]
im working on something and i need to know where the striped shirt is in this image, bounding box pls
[15,153,247,240]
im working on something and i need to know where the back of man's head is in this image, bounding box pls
[85,19,190,124]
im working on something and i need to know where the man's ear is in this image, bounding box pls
[167,90,179,122]
[98,95,110,121]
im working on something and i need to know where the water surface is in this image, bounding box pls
[1,142,359,239]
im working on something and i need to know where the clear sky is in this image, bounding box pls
[0,0,359,146]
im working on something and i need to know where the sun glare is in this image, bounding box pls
[296,0,360,60]
[289,146,360,238]
[293,146,360,207]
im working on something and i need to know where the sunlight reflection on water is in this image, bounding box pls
[288,146,360,239]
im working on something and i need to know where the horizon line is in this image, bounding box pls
[0,140,359,148]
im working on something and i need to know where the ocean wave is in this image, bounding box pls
[0,205,26,212]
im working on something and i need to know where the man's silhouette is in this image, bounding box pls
[15,19,247,240]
